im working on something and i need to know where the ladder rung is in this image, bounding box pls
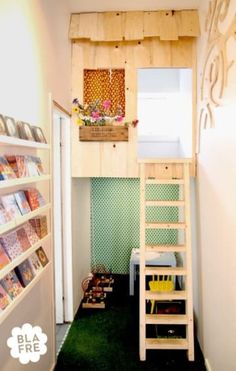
[145,290,187,300]
[145,245,186,252]
[146,314,188,325]
[146,338,188,350]
[145,200,185,207]
[145,179,184,185]
[145,267,187,275]
[145,222,186,229]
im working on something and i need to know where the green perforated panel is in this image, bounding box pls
[91,178,179,274]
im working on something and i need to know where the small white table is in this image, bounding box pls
[129,248,177,295]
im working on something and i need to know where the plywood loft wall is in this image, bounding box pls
[70,10,200,177]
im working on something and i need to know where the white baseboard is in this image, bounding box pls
[205,358,213,371]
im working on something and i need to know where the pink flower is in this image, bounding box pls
[92,111,100,120]
[116,115,124,123]
[103,100,111,110]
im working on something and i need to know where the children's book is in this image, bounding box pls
[0,230,23,260]
[0,270,23,300]
[1,194,21,219]
[35,247,49,267]
[24,188,45,210]
[5,155,28,178]
[28,252,43,275]
[14,191,31,215]
[0,200,12,225]
[0,284,12,310]
[15,259,35,287]
[23,222,40,245]
[25,156,39,177]
[0,156,16,180]
[16,226,31,251]
[29,215,48,239]
[0,242,11,269]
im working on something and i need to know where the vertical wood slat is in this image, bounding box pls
[143,11,161,37]
[103,12,124,41]
[124,12,144,40]
[159,11,179,41]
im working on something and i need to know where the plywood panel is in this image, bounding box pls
[144,11,161,37]
[103,12,124,41]
[70,13,98,40]
[171,38,193,67]
[151,38,172,67]
[124,12,144,40]
[159,11,179,41]
[177,10,200,37]
[101,142,128,177]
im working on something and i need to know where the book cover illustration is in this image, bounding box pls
[16,226,31,251]
[5,155,28,178]
[28,252,43,275]
[0,270,23,300]
[15,259,35,287]
[23,222,40,245]
[1,194,21,219]
[32,156,44,175]
[0,156,16,180]
[0,200,12,225]
[14,191,31,215]
[29,215,48,239]
[25,156,39,177]
[0,230,23,260]
[0,242,10,269]
[0,283,12,310]
[24,188,45,210]
[35,247,49,267]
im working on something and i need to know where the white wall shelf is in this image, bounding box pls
[0,262,51,325]
[0,135,50,150]
[0,175,51,190]
[0,233,51,281]
[0,203,51,235]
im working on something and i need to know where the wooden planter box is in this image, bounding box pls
[79,125,128,141]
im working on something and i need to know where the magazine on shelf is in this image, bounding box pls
[0,242,10,269]
[16,226,31,251]
[23,221,40,245]
[35,247,49,267]
[0,283,12,310]
[0,230,24,260]
[15,259,35,287]
[24,188,46,210]
[0,156,16,180]
[1,194,21,219]
[0,200,12,225]
[0,270,23,300]
[14,191,31,215]
[28,252,43,275]
[29,216,48,239]
[5,155,28,178]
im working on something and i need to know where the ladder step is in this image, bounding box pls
[145,179,184,185]
[145,267,187,275]
[145,222,186,229]
[145,200,185,207]
[146,314,188,325]
[145,290,187,300]
[146,338,188,350]
[145,245,186,252]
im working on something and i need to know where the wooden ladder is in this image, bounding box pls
[139,159,194,361]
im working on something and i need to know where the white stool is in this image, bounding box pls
[129,248,177,296]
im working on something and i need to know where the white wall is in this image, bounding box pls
[197,1,236,370]
[0,1,71,370]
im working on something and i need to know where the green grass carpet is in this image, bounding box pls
[55,275,206,371]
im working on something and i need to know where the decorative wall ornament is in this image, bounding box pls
[198,0,236,151]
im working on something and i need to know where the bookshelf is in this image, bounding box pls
[0,133,53,323]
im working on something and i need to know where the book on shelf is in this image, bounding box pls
[35,247,49,267]
[28,252,43,275]
[0,283,12,310]
[32,156,44,175]
[15,259,35,287]
[29,215,48,239]
[14,191,31,215]
[23,221,40,245]
[16,226,31,251]
[0,230,23,260]
[0,242,10,269]
[24,188,46,210]
[0,156,16,180]
[0,270,23,300]
[5,155,29,178]
[25,156,39,177]
[1,193,21,219]
[0,200,12,225]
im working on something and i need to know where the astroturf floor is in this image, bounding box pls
[55,275,206,371]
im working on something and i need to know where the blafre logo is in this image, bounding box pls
[7,323,47,364]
